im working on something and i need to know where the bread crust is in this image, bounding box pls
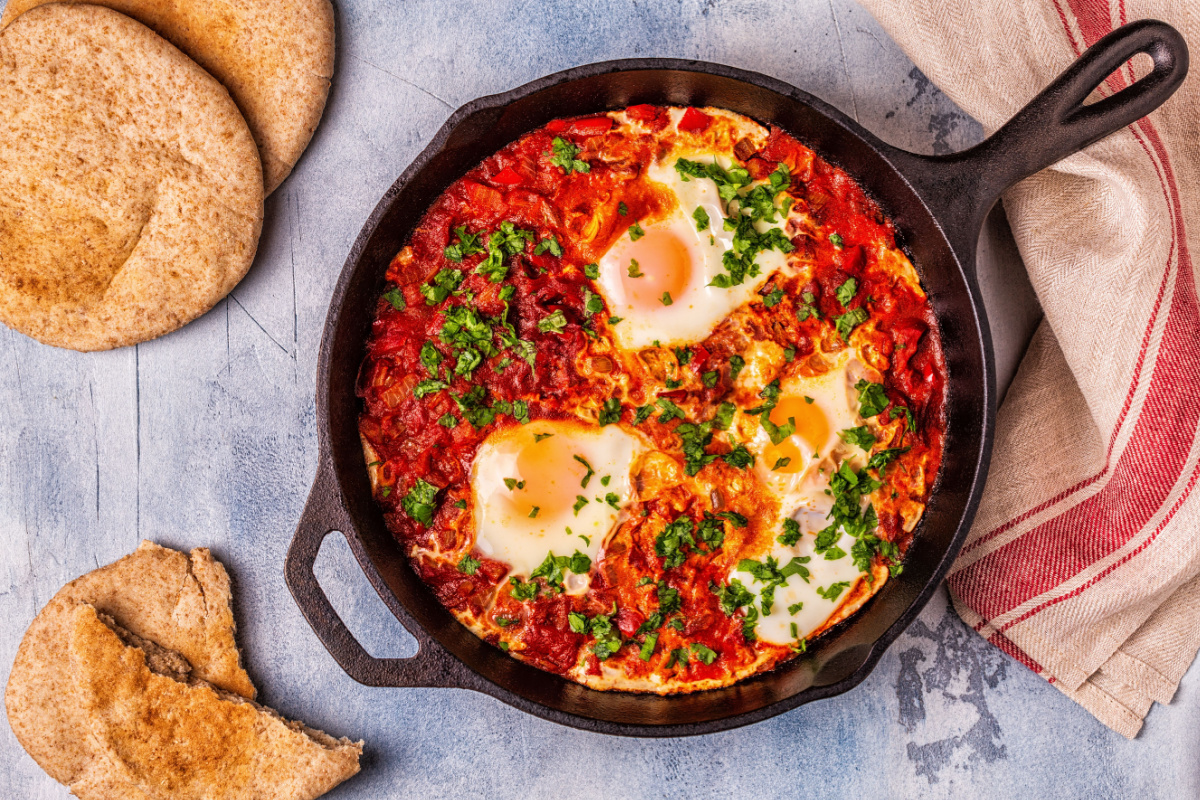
[4,541,255,785]
[66,605,361,800]
[1,0,335,194]
[0,4,264,350]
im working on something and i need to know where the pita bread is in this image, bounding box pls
[5,541,255,786]
[0,4,264,350]
[68,605,362,800]
[1,0,335,194]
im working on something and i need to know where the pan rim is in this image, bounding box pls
[308,58,994,736]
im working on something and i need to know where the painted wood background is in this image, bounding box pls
[1,0,1194,797]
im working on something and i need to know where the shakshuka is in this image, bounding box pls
[357,105,946,693]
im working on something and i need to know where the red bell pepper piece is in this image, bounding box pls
[491,167,523,186]
[570,116,614,136]
[678,107,712,133]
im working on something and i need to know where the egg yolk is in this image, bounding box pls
[762,396,830,473]
[620,226,693,309]
[504,434,589,519]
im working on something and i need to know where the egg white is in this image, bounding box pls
[739,352,873,519]
[596,155,790,350]
[729,529,866,645]
[471,420,640,594]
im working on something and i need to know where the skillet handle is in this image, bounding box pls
[284,456,468,688]
[894,19,1187,255]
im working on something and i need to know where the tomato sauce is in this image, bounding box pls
[358,106,947,691]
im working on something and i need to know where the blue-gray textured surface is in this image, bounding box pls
[0,0,1194,797]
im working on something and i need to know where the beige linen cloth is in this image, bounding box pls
[860,0,1200,737]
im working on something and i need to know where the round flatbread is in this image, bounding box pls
[1,0,335,194]
[0,4,264,351]
[4,541,255,787]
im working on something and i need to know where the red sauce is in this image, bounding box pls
[358,107,947,690]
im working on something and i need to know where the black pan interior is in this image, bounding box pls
[318,62,988,732]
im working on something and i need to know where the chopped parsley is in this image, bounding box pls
[773,456,791,470]
[722,444,755,469]
[835,277,857,307]
[632,404,654,425]
[572,495,589,515]
[457,554,481,575]
[528,506,540,518]
[548,136,590,174]
[584,289,604,315]
[628,221,645,241]
[778,517,802,546]
[693,206,710,231]
[639,632,660,661]
[689,642,718,665]
[502,477,525,491]
[627,259,644,278]
[829,232,844,249]
[608,316,623,325]
[656,397,686,423]
[420,342,444,375]
[673,159,794,287]
[702,370,719,388]
[574,455,596,488]
[838,425,877,451]
[729,354,745,380]
[867,446,910,472]
[797,290,821,321]
[890,405,916,432]
[855,379,889,418]
[817,581,850,601]
[534,235,564,257]
[660,292,673,306]
[530,550,592,591]
[413,379,447,398]
[598,398,621,426]
[618,201,629,216]
[420,268,464,306]
[438,413,457,428]
[383,287,406,311]
[400,478,440,526]
[444,225,485,262]
[538,309,568,334]
[583,608,622,660]
[835,307,869,341]
[762,286,785,308]
[509,576,539,601]
[655,517,697,569]
[583,262,600,279]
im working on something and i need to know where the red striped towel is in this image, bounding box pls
[861,0,1200,737]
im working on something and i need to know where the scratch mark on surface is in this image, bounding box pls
[828,0,860,122]
[24,530,36,611]
[90,381,100,519]
[855,25,886,51]
[10,329,23,395]
[229,293,290,355]
[348,54,454,110]
[135,344,141,538]
[225,297,232,375]
[290,190,301,382]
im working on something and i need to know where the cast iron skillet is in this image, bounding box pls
[285,20,1187,736]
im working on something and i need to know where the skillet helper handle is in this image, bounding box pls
[976,18,1187,189]
[285,457,463,688]
[897,18,1187,250]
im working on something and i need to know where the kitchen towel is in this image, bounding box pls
[860,0,1200,737]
